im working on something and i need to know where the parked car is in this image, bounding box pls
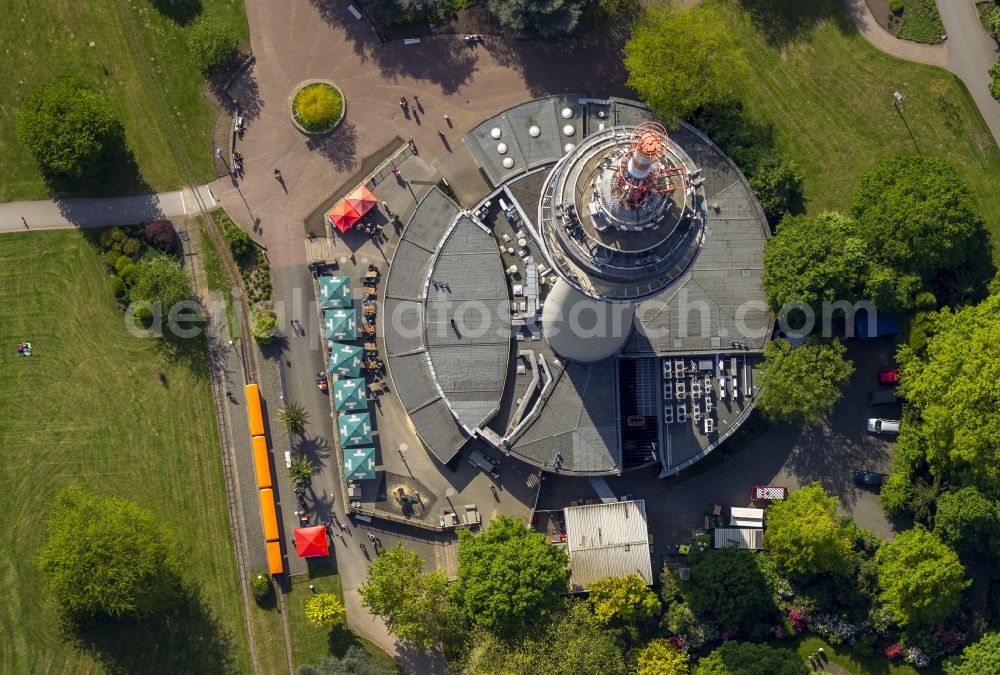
[879,368,899,384]
[867,418,900,435]
[869,389,898,405]
[853,469,888,486]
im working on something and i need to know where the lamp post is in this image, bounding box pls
[229,338,248,383]
[215,146,231,176]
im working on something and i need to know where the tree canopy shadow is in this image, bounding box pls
[149,0,203,26]
[49,124,157,223]
[210,58,263,123]
[485,36,629,99]
[311,121,359,172]
[734,0,855,46]
[307,0,477,94]
[70,586,236,675]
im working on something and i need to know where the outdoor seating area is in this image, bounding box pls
[319,268,388,503]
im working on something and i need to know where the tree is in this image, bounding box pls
[486,0,587,39]
[991,59,1000,103]
[129,254,194,317]
[851,155,989,290]
[296,646,395,675]
[944,632,1000,675]
[587,574,660,626]
[748,154,803,225]
[907,475,943,524]
[895,290,1000,495]
[305,593,346,628]
[460,601,627,675]
[288,456,315,488]
[36,485,182,622]
[756,338,854,425]
[764,483,854,577]
[221,217,254,263]
[934,487,1000,557]
[365,0,449,27]
[143,219,177,253]
[624,5,747,123]
[876,526,968,629]
[16,76,119,179]
[686,548,776,633]
[634,638,688,675]
[359,544,462,651]
[696,641,810,675]
[279,401,310,435]
[188,16,241,73]
[453,514,569,640]
[985,8,1000,40]
[763,213,866,316]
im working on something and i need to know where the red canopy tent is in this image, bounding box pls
[327,185,379,235]
[328,201,361,234]
[294,525,330,558]
[345,185,377,216]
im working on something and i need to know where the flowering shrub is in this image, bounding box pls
[905,646,930,668]
[867,605,894,636]
[885,643,903,661]
[934,627,965,655]
[786,606,808,634]
[810,613,858,645]
[667,635,686,652]
[722,629,737,641]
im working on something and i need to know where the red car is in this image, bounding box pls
[879,368,899,385]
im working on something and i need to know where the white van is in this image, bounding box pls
[867,418,900,435]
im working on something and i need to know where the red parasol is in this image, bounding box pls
[294,525,330,558]
[328,200,361,233]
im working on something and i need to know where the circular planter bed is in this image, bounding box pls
[290,81,344,135]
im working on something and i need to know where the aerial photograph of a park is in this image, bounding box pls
[4,0,1000,673]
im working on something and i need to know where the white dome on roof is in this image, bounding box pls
[564,143,575,153]
[528,125,540,137]
[542,280,633,363]
[497,142,508,154]
[561,107,573,119]
[502,157,514,169]
[490,127,502,139]
[563,124,575,136]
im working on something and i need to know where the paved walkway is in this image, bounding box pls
[937,0,1000,144]
[0,185,216,231]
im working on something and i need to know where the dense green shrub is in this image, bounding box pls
[221,218,253,262]
[252,307,277,343]
[250,569,272,603]
[749,153,803,225]
[889,0,904,14]
[990,59,1000,102]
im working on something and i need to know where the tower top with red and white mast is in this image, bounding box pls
[536,120,707,307]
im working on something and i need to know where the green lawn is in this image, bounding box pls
[714,0,1000,253]
[197,218,238,338]
[0,230,249,673]
[285,562,401,673]
[0,0,248,202]
[795,636,944,675]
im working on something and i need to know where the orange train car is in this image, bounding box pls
[259,487,280,542]
[252,436,273,490]
[266,540,284,576]
[244,383,265,438]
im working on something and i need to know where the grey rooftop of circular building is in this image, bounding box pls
[383,95,773,477]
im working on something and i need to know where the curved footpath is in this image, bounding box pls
[844,0,1000,145]
[936,0,1000,144]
